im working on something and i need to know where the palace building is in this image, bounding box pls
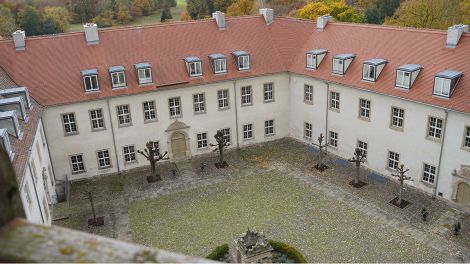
[0,10,469,224]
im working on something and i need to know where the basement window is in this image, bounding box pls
[433,70,463,98]
[306,49,327,69]
[185,56,203,77]
[395,64,422,89]
[208,54,227,74]
[332,54,355,75]
[232,51,250,71]
[81,69,99,92]
[109,66,126,89]
[134,62,153,85]
[362,59,387,82]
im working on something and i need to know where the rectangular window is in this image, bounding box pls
[396,70,411,88]
[70,154,85,173]
[123,145,136,163]
[243,124,253,140]
[464,126,470,148]
[24,183,33,212]
[265,120,274,136]
[169,97,182,117]
[241,86,252,105]
[111,71,126,88]
[62,113,77,135]
[306,53,316,69]
[263,83,274,102]
[362,64,376,81]
[197,132,208,149]
[391,107,404,129]
[238,55,250,70]
[83,75,99,92]
[138,68,152,84]
[151,141,160,157]
[427,116,443,139]
[189,61,202,77]
[214,59,227,74]
[193,93,206,113]
[357,140,368,158]
[359,99,370,119]
[304,122,312,139]
[218,89,229,109]
[97,150,111,169]
[422,163,436,184]
[221,128,231,144]
[116,105,131,126]
[304,84,313,103]
[89,109,105,131]
[388,151,400,170]
[143,101,157,122]
[332,59,343,74]
[434,77,451,97]
[330,91,340,110]
[329,131,338,147]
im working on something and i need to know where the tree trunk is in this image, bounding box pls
[398,180,403,205]
[219,145,224,164]
[150,161,161,181]
[355,164,360,185]
[88,192,96,221]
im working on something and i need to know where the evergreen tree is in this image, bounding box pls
[42,18,58,34]
[20,5,42,36]
[160,7,172,22]
[186,0,210,19]
[365,0,399,24]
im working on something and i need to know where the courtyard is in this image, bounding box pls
[54,138,470,262]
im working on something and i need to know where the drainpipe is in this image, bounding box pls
[107,99,120,174]
[233,80,240,149]
[40,115,59,184]
[433,110,448,199]
[324,81,330,152]
[28,162,45,224]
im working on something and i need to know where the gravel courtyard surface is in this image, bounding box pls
[55,138,470,262]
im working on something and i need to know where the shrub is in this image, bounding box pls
[268,240,307,263]
[206,243,229,261]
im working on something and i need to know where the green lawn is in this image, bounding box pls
[128,172,442,262]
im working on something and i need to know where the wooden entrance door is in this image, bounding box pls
[456,182,470,205]
[171,132,187,160]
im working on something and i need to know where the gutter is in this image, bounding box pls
[233,80,240,149]
[433,109,448,198]
[106,99,120,174]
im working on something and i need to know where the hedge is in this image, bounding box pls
[206,243,229,261]
[268,239,307,263]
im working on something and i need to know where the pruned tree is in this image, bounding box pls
[312,133,328,171]
[137,141,169,182]
[391,164,413,206]
[210,130,229,168]
[84,183,104,227]
[348,147,366,187]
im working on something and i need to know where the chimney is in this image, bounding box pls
[12,30,25,51]
[259,8,274,25]
[83,23,99,45]
[446,24,468,48]
[212,11,226,30]
[317,15,333,31]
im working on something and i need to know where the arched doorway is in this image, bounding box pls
[456,182,470,205]
[171,132,187,161]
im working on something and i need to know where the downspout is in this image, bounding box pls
[324,81,330,151]
[40,115,59,183]
[107,99,120,174]
[28,162,45,224]
[233,80,240,149]
[433,109,448,198]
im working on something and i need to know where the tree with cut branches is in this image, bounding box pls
[348,148,366,187]
[391,164,413,205]
[137,141,168,182]
[312,133,328,171]
[210,130,229,168]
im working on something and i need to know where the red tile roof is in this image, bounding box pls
[0,16,469,114]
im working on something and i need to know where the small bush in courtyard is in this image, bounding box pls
[453,222,461,236]
[268,240,307,263]
[421,208,428,222]
[206,243,229,261]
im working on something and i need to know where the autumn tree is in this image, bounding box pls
[295,0,365,23]
[137,141,169,182]
[43,6,71,33]
[20,5,43,36]
[226,0,253,16]
[0,4,18,38]
[115,2,132,24]
[210,130,229,168]
[131,0,144,18]
[180,8,191,20]
[186,0,211,19]
[213,0,233,12]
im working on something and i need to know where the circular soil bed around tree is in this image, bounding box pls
[206,240,307,263]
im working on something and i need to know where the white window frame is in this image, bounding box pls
[168,97,182,117]
[217,89,229,110]
[111,71,126,88]
[193,93,206,113]
[116,105,131,126]
[221,128,231,144]
[304,122,312,139]
[243,124,253,140]
[89,109,105,131]
[138,68,152,84]
[214,59,227,74]
[422,163,436,184]
[391,107,404,129]
[241,86,252,106]
[330,91,340,110]
[387,151,400,170]
[396,70,411,89]
[263,83,274,103]
[359,99,370,119]
[189,61,202,77]
[70,154,85,174]
[62,113,77,135]
[306,53,316,69]
[151,141,160,157]
[357,140,367,158]
[433,77,451,97]
[332,58,344,74]
[97,150,111,169]
[83,75,99,92]
[362,64,376,81]
[196,132,208,149]
[264,120,274,136]
[463,126,470,149]
[329,131,338,148]
[304,84,313,103]
[123,145,136,163]
[427,116,443,140]
[238,55,250,70]
[143,101,157,122]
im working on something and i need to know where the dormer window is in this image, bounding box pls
[232,51,250,71]
[395,64,422,89]
[362,59,387,82]
[134,62,153,85]
[332,54,355,75]
[81,69,99,92]
[184,56,202,77]
[109,65,126,89]
[306,49,327,69]
[433,70,463,98]
[208,53,227,74]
